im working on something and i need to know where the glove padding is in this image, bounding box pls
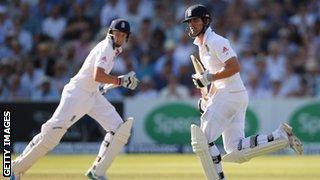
[192,70,213,88]
[198,98,209,114]
[118,71,139,90]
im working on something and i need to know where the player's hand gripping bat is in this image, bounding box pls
[190,55,209,98]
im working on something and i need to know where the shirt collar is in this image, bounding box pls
[193,27,213,46]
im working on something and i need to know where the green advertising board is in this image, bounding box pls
[289,103,320,142]
[245,108,259,136]
[145,102,260,145]
[145,103,199,144]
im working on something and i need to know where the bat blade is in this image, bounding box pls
[190,55,208,95]
[190,55,205,74]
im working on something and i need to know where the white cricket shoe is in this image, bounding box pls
[85,170,108,180]
[280,123,303,155]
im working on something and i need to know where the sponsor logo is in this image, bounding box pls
[290,103,320,142]
[145,103,199,144]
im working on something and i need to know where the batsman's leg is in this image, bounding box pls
[208,142,225,180]
[15,133,41,161]
[11,85,93,178]
[222,123,303,163]
[86,118,133,179]
[191,124,224,180]
[193,90,244,179]
[10,133,42,180]
[12,121,67,175]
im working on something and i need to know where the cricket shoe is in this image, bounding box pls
[86,170,108,180]
[10,161,21,180]
[280,123,303,155]
[10,172,21,180]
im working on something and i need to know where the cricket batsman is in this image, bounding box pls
[182,4,303,180]
[11,18,139,180]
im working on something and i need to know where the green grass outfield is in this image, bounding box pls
[3,154,320,180]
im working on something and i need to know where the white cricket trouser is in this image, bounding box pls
[46,83,123,131]
[201,89,248,154]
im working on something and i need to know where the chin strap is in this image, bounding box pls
[188,18,211,38]
[188,27,205,38]
[107,29,129,49]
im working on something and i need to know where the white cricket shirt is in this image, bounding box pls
[70,36,122,92]
[193,27,246,91]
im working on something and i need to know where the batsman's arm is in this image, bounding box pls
[94,67,120,85]
[211,57,240,81]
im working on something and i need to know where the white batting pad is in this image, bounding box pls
[92,117,133,176]
[222,138,289,163]
[191,124,220,180]
[13,127,66,174]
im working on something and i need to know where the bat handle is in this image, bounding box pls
[201,89,209,100]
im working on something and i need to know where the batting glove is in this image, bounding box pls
[192,70,213,88]
[117,71,139,90]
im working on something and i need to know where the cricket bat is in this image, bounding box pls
[190,55,208,96]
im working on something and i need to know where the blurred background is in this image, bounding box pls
[0,0,319,155]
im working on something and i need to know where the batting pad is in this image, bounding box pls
[13,127,66,174]
[222,138,289,163]
[191,124,220,180]
[93,117,133,176]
